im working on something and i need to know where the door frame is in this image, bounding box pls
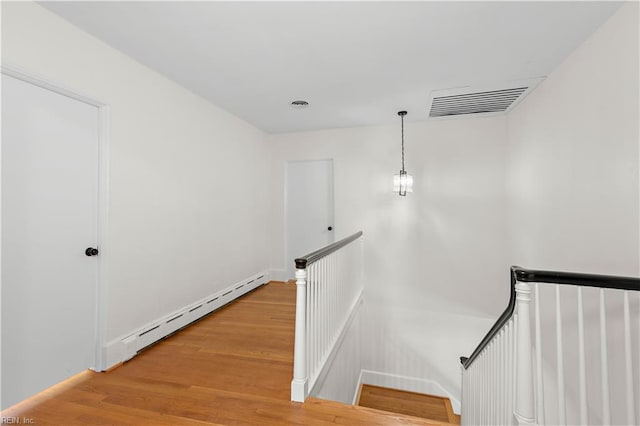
[1,64,110,371]
[284,158,335,280]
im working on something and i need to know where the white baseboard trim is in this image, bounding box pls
[352,369,364,405]
[103,270,270,370]
[268,268,287,282]
[357,369,461,414]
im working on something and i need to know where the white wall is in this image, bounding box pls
[506,1,639,277]
[2,3,271,351]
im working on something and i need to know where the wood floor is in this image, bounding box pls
[357,385,461,424]
[2,282,450,425]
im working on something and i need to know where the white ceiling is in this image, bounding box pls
[41,1,622,134]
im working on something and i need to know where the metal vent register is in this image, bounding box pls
[429,87,529,118]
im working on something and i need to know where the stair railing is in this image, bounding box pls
[291,231,364,402]
[461,266,640,425]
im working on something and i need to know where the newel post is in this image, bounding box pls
[514,281,535,424]
[291,259,308,402]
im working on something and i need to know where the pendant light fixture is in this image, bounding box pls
[393,110,413,196]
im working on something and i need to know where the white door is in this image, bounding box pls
[286,159,334,279]
[1,73,100,409]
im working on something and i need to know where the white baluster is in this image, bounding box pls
[503,324,508,425]
[326,256,330,354]
[331,254,336,344]
[312,263,317,374]
[479,352,484,424]
[534,283,545,425]
[468,368,472,426]
[577,287,588,425]
[471,367,475,426]
[489,347,493,425]
[600,289,611,425]
[506,325,511,426]
[555,286,566,426]
[488,339,497,424]
[466,366,471,425]
[321,258,325,364]
[318,261,322,370]
[318,257,327,362]
[498,330,503,425]
[475,350,481,423]
[476,361,480,425]
[484,351,488,424]
[493,341,497,425]
[326,256,331,351]
[496,341,501,424]
[472,366,476,426]
[311,264,316,375]
[306,265,312,378]
[488,350,493,425]
[473,363,478,425]
[509,319,515,426]
[331,254,336,351]
[623,291,636,425]
[466,366,471,426]
[501,327,505,425]
[515,282,535,424]
[507,322,518,425]
[507,328,512,425]
[291,266,308,402]
[460,367,464,426]
[460,368,465,426]
[462,367,467,426]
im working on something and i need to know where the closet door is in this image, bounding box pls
[2,73,100,409]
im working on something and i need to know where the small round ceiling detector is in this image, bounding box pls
[291,100,310,109]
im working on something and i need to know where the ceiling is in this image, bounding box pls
[41,1,622,134]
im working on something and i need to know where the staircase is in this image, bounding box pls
[289,232,462,424]
[288,231,640,425]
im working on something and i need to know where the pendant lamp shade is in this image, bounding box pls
[393,170,413,196]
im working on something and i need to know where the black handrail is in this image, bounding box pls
[295,231,363,270]
[462,266,640,370]
[513,267,640,290]
[461,267,517,370]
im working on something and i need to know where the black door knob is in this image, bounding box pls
[328,226,333,231]
[85,247,99,256]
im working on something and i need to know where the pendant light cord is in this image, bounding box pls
[401,113,405,172]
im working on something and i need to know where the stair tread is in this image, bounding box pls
[356,385,460,424]
[306,397,458,426]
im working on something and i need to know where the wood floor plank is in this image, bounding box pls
[2,282,452,425]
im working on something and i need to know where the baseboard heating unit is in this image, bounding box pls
[104,271,269,369]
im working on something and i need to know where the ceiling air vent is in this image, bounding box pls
[427,78,544,119]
